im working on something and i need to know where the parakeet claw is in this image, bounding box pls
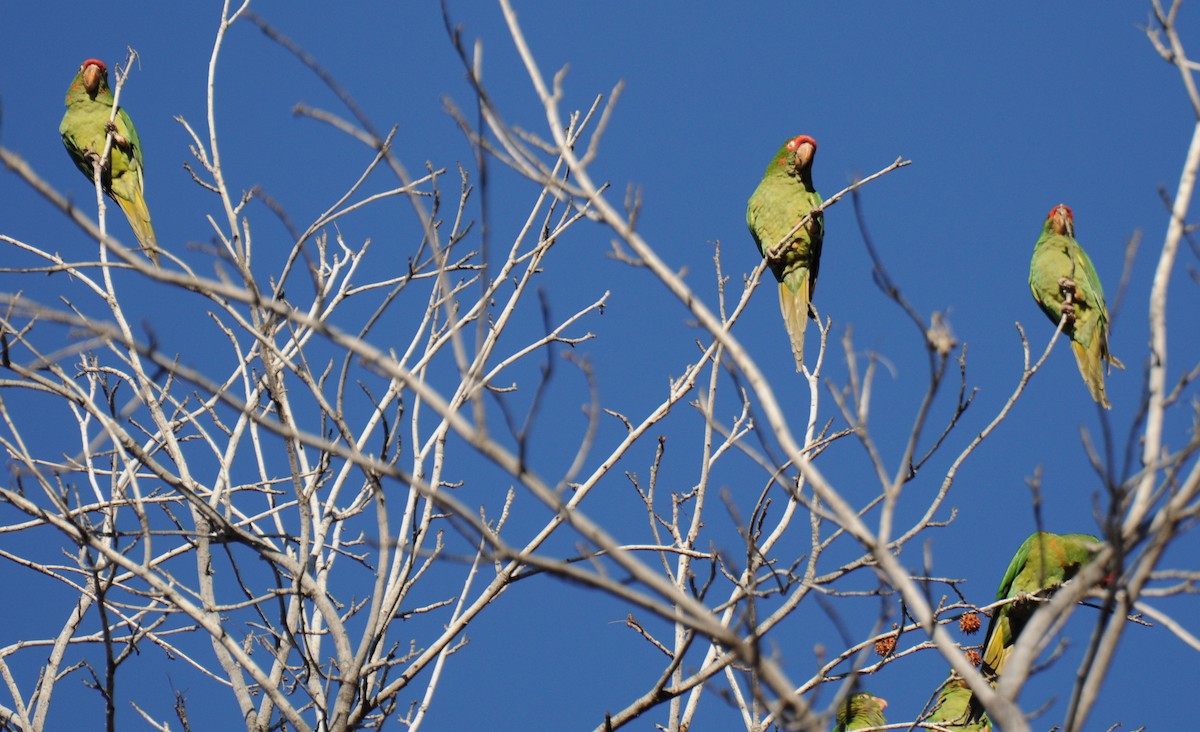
[1012,590,1035,609]
[1057,276,1080,323]
[83,149,111,174]
[104,121,131,151]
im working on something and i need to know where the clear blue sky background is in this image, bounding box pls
[2,2,1200,730]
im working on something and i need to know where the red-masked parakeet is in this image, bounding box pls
[980,531,1102,680]
[747,134,824,371]
[833,691,887,732]
[926,676,991,731]
[60,59,160,265]
[1030,204,1122,407]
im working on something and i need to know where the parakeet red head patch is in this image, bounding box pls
[1046,204,1074,236]
[786,134,817,152]
[779,134,817,176]
[79,59,108,96]
[1049,204,1073,222]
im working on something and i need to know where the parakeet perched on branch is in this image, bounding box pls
[1030,204,1122,407]
[926,676,991,731]
[61,58,160,265]
[980,531,1102,679]
[748,134,823,370]
[832,691,887,732]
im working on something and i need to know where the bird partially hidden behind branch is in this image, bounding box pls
[926,675,992,731]
[980,531,1104,680]
[832,690,887,732]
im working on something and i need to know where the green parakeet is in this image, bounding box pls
[980,531,1102,680]
[926,676,991,731]
[1029,204,1122,407]
[833,691,887,732]
[747,134,824,371]
[60,58,160,265]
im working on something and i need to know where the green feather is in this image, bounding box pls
[980,531,1102,679]
[833,691,887,732]
[926,676,991,731]
[1029,205,1122,407]
[60,59,160,265]
[747,134,823,370]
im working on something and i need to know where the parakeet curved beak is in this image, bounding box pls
[1050,206,1073,236]
[791,141,815,173]
[82,63,103,95]
[874,696,888,712]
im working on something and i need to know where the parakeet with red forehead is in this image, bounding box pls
[60,58,160,265]
[747,134,823,370]
[833,691,887,732]
[1029,204,1122,407]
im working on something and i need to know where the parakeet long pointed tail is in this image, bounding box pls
[980,619,1013,680]
[779,275,812,371]
[111,186,159,265]
[1070,337,1124,409]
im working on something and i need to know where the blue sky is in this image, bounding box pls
[2,2,1200,730]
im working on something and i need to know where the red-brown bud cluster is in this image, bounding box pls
[959,611,982,635]
[874,634,897,658]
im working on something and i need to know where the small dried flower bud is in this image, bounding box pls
[959,611,982,635]
[874,634,897,658]
[966,649,982,667]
